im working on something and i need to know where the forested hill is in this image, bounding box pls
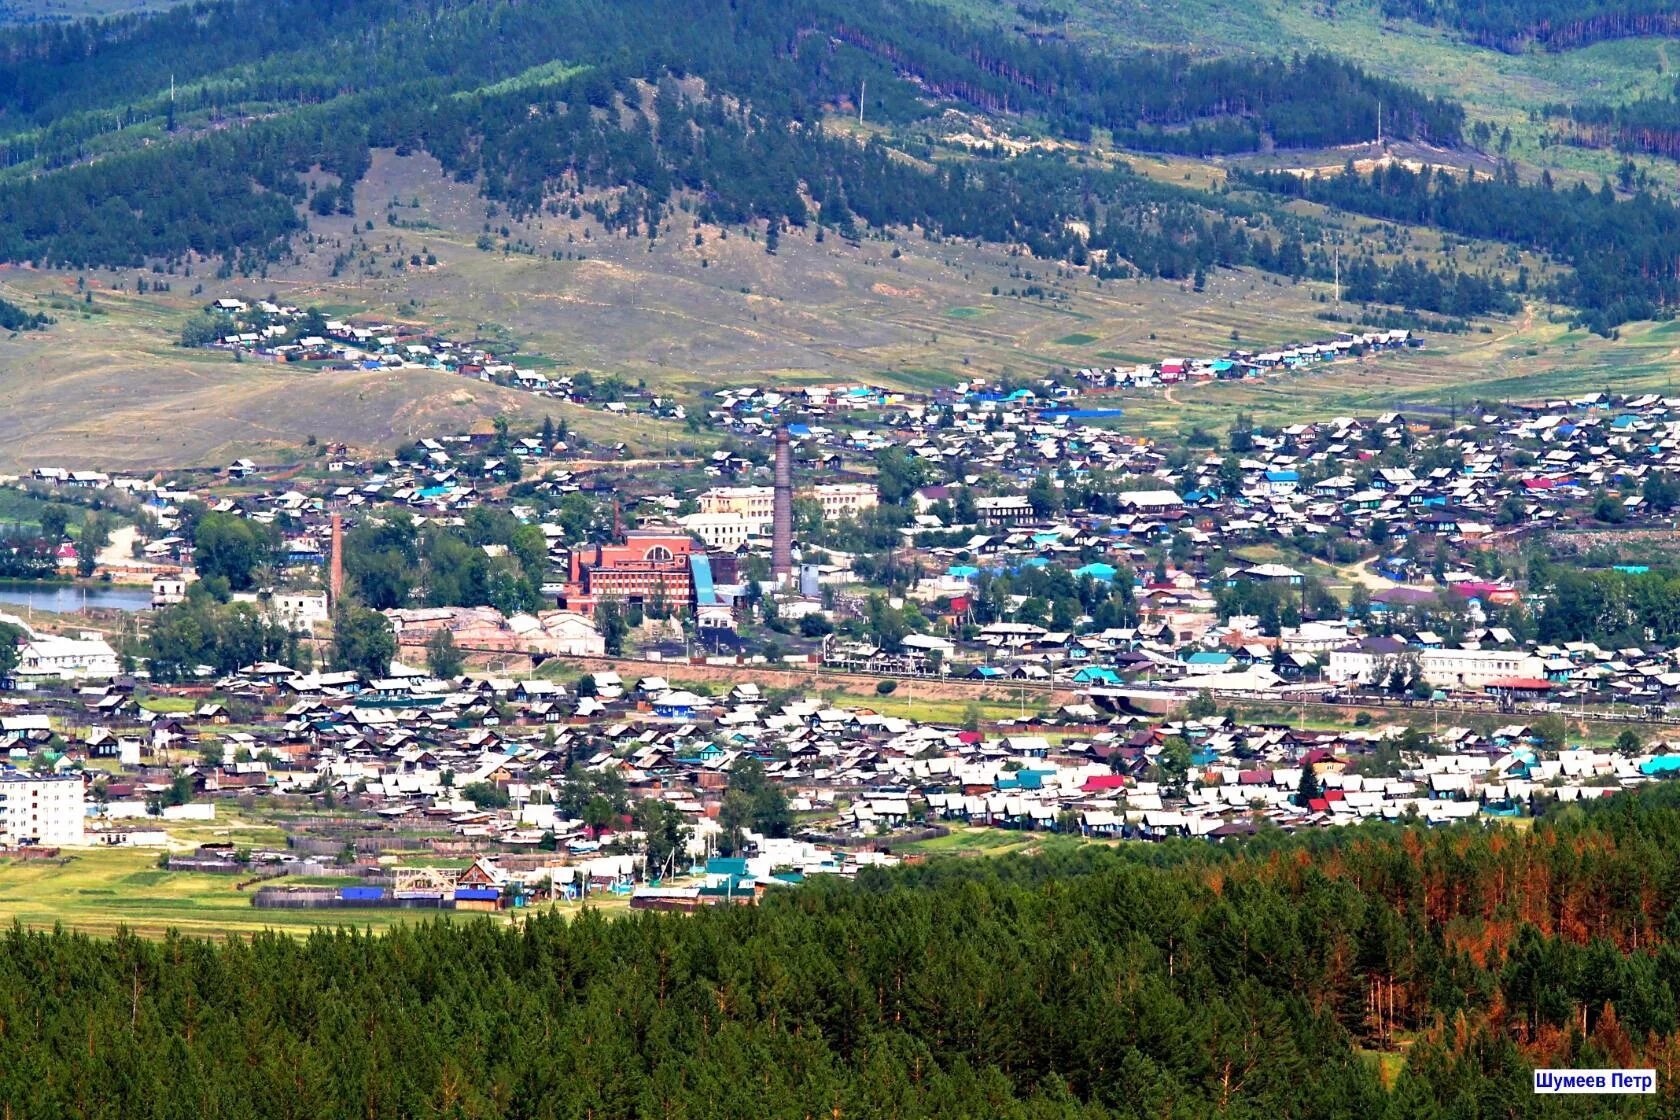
[0,0,1464,273]
[0,0,1462,151]
[1236,163,1680,333]
[1379,0,1680,52]
[8,788,1680,1115]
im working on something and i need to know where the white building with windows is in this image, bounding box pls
[266,590,331,635]
[697,486,775,530]
[16,634,119,681]
[807,483,877,520]
[0,774,85,847]
[677,511,758,550]
[1419,648,1548,691]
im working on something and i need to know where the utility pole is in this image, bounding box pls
[1377,99,1383,149]
[1334,244,1341,304]
[858,79,866,126]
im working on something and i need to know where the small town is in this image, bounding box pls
[14,0,1680,1109]
[2,306,1678,918]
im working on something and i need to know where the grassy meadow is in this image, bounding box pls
[0,846,475,938]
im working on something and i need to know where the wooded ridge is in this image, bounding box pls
[6,787,1680,1115]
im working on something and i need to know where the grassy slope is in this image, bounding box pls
[2,140,1657,469]
[944,0,1680,188]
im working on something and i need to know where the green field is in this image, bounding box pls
[1054,331,1100,345]
[0,847,474,937]
[897,827,1094,858]
[0,834,641,938]
[818,686,1051,725]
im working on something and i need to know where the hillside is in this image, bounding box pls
[945,0,1680,182]
[7,0,1680,465]
[0,139,1609,471]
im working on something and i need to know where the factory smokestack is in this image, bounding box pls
[329,513,344,606]
[772,426,793,582]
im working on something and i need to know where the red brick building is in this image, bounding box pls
[560,532,699,614]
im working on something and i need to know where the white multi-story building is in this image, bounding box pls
[1329,642,1547,691]
[267,590,330,635]
[697,483,878,533]
[151,576,187,608]
[0,774,85,847]
[677,511,758,550]
[15,634,120,681]
[807,483,877,520]
[1280,621,1355,655]
[697,486,775,529]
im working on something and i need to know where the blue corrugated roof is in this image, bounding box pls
[690,553,720,606]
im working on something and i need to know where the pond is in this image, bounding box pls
[0,582,153,613]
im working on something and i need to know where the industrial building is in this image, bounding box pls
[559,532,709,615]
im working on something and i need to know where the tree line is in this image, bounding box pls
[1533,559,1680,646]
[341,508,548,615]
[1544,85,1680,162]
[0,0,1461,162]
[1378,0,1680,51]
[10,787,1680,1113]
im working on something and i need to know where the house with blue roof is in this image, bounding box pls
[677,743,726,766]
[1183,650,1234,675]
[1073,665,1121,685]
[653,691,706,719]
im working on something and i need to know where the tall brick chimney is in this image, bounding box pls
[329,512,344,606]
[772,426,793,582]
